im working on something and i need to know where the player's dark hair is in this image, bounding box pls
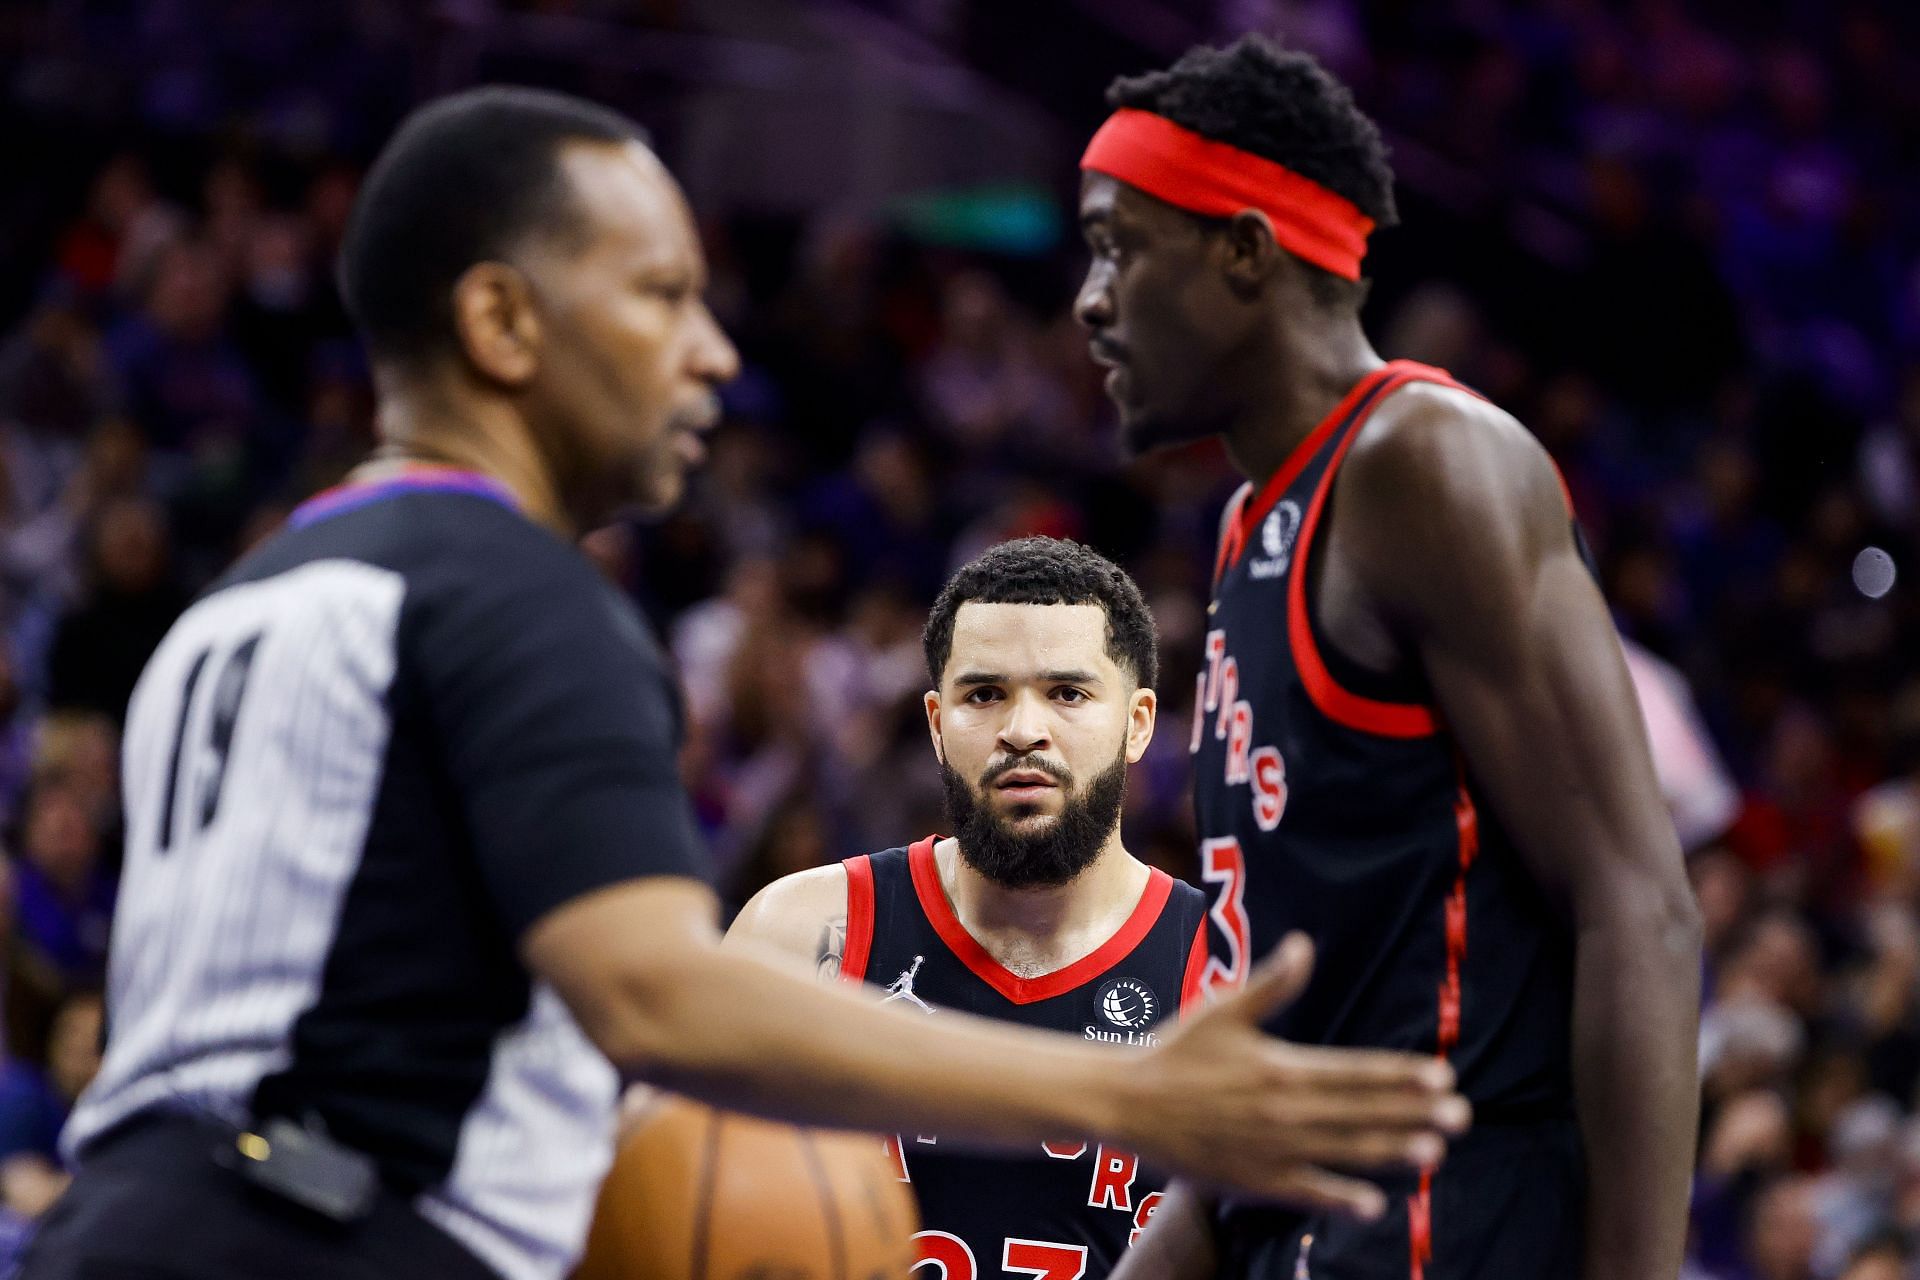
[923,537,1158,689]
[339,86,646,367]
[1106,34,1396,307]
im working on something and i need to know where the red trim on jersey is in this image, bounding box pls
[1229,363,1401,569]
[906,836,1176,1005]
[839,855,876,984]
[1179,917,1209,1014]
[1285,363,1485,739]
[1413,765,1481,1280]
[1437,772,1481,1052]
[1410,1166,1434,1280]
[1212,484,1253,589]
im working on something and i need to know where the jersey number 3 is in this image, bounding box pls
[1198,837,1251,996]
[158,632,264,855]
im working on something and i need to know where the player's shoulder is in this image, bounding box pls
[726,862,851,956]
[1164,874,1207,911]
[741,861,851,919]
[1349,378,1546,493]
[1161,872,1207,935]
[1345,376,1561,519]
[1340,373,1576,627]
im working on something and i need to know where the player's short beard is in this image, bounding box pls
[941,749,1129,890]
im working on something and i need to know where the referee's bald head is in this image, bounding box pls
[340,85,645,370]
[340,86,738,517]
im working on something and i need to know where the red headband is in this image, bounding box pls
[1080,108,1374,281]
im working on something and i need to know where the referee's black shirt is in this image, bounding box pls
[65,472,707,1280]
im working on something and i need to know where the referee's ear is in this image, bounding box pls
[452,260,543,386]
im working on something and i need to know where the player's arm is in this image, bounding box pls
[723,864,850,978]
[1107,1181,1218,1280]
[1340,386,1703,1280]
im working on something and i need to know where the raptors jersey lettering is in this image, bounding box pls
[840,838,1208,1280]
[1191,361,1579,1275]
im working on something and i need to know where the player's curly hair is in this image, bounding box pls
[1106,34,1397,305]
[923,537,1158,689]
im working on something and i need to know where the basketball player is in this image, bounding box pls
[731,538,1296,1278]
[22,88,1466,1280]
[1075,38,1703,1280]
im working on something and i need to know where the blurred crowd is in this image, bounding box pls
[1,1,1918,1277]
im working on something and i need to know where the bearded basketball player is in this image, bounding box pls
[731,539,1457,1277]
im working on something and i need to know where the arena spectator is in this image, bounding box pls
[45,497,185,720]
[11,781,112,989]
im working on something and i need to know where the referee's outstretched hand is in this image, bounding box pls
[536,880,1464,1218]
[1122,932,1469,1219]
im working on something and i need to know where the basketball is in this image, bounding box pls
[574,1096,920,1280]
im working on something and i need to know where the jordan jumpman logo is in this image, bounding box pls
[882,956,933,1013]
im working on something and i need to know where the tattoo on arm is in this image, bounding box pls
[816,917,847,981]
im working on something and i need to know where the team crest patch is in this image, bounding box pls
[1251,500,1302,579]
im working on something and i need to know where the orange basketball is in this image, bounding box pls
[574,1095,920,1280]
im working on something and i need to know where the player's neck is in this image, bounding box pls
[936,833,1150,976]
[369,373,574,536]
[1219,315,1382,485]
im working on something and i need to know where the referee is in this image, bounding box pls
[21,88,1466,1280]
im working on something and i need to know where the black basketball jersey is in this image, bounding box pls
[840,837,1208,1280]
[1189,360,1576,1124]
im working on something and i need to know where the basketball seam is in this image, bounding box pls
[690,1110,722,1280]
[796,1129,850,1280]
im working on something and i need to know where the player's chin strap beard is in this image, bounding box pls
[940,751,1129,890]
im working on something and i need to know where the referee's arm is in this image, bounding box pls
[528,881,1457,1218]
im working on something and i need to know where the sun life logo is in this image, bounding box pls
[1096,977,1158,1030]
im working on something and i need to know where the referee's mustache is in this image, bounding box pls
[670,391,724,435]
